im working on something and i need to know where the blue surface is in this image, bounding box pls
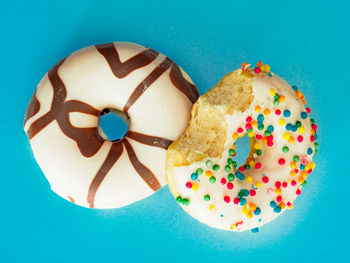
[2,0,348,262]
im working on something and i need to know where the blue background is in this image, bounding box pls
[2,0,348,262]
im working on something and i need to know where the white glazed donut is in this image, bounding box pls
[24,42,199,209]
[166,62,319,232]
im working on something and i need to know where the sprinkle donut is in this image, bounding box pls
[166,62,318,232]
[24,42,199,209]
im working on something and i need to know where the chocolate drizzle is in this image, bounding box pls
[25,42,199,208]
[87,141,123,208]
[122,139,161,191]
[127,131,173,150]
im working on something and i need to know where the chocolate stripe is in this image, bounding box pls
[64,100,100,115]
[169,63,199,104]
[87,142,123,208]
[123,57,172,112]
[127,131,173,150]
[122,139,161,191]
[95,43,159,78]
[68,196,75,203]
[24,91,41,126]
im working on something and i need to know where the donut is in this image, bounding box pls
[166,62,319,232]
[24,42,199,209]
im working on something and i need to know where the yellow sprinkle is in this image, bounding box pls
[232,132,238,140]
[254,142,261,150]
[283,132,290,140]
[288,136,295,144]
[205,170,212,177]
[298,176,304,183]
[247,212,253,219]
[265,64,270,72]
[251,120,258,127]
[311,162,316,169]
[249,160,255,166]
[248,203,256,212]
[290,162,297,169]
[298,126,305,134]
[242,206,249,215]
[230,224,237,230]
[209,205,215,211]
[278,95,285,103]
[263,108,271,116]
[255,105,261,112]
[290,170,296,176]
[279,119,286,126]
[296,90,303,98]
[248,132,255,137]
[275,188,282,194]
[301,171,308,178]
[305,165,310,171]
[260,65,267,72]
[280,202,286,210]
[287,203,294,210]
[246,176,253,183]
[270,89,276,96]
[192,184,198,191]
[255,181,262,188]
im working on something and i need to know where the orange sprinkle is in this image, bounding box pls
[255,105,261,112]
[251,120,258,127]
[278,95,285,103]
[296,90,303,98]
[205,170,212,177]
[232,133,238,140]
[262,137,268,144]
[263,108,271,116]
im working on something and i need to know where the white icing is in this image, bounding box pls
[24,42,196,209]
[170,70,316,231]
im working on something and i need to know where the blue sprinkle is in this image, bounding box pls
[307,147,313,155]
[292,125,297,132]
[300,164,305,170]
[239,198,246,206]
[254,207,261,215]
[235,171,245,181]
[190,173,198,180]
[270,201,277,208]
[283,110,291,118]
[292,85,298,91]
[267,125,274,132]
[274,206,282,213]
[268,72,273,77]
[252,185,258,190]
[300,112,308,119]
[286,123,292,131]
[251,227,259,233]
[242,189,250,197]
[257,114,264,122]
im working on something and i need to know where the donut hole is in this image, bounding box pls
[98,108,129,141]
[231,134,252,169]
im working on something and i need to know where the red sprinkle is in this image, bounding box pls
[282,181,288,188]
[306,107,311,114]
[262,176,269,183]
[245,123,252,130]
[312,124,318,131]
[237,127,244,133]
[297,135,304,142]
[267,135,274,141]
[291,180,297,186]
[278,158,286,165]
[255,162,262,169]
[256,134,262,140]
[255,67,261,73]
[275,109,281,115]
[246,116,252,122]
[308,169,313,174]
[267,141,274,147]
[276,195,282,202]
[233,197,240,204]
[275,181,281,188]
[239,166,245,172]
[287,202,292,207]
[295,169,299,173]
[227,182,234,189]
[296,189,301,195]
[250,189,256,196]
[310,135,315,142]
[224,196,231,203]
[221,178,227,185]
[185,182,192,189]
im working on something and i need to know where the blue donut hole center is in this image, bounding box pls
[98,108,129,141]
[231,134,251,168]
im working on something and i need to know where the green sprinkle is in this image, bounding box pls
[296,121,302,127]
[246,128,253,133]
[176,196,182,203]
[206,160,212,167]
[227,158,233,165]
[204,194,210,201]
[282,146,289,153]
[229,149,235,156]
[244,164,250,170]
[225,165,231,172]
[301,181,307,187]
[213,164,220,171]
[264,130,271,136]
[228,173,235,181]
[274,94,280,100]
[182,198,190,206]
[196,168,203,175]
[256,149,263,156]
[314,142,319,149]
[273,100,279,106]
[232,161,237,169]
[293,155,300,162]
[258,125,264,131]
[238,191,244,198]
[310,118,315,124]
[209,176,216,183]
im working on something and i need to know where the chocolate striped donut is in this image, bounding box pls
[24,42,199,208]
